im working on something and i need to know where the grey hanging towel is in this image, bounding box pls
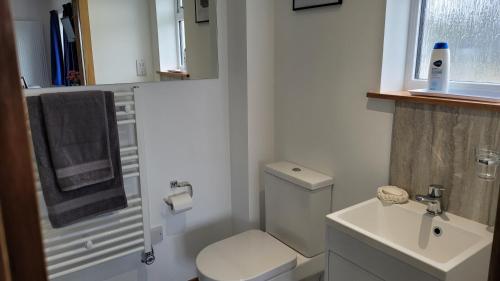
[40,91,114,191]
[28,92,127,228]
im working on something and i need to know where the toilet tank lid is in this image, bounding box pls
[265,162,334,191]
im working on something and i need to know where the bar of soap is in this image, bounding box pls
[381,186,404,196]
[377,186,409,204]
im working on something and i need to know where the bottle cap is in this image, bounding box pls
[434,42,449,49]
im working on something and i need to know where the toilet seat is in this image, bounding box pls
[196,230,298,281]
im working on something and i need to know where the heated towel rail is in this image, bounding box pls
[29,89,152,280]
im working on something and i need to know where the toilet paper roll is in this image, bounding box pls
[164,192,193,214]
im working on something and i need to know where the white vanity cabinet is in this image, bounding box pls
[328,251,383,281]
[324,199,492,281]
[326,225,440,281]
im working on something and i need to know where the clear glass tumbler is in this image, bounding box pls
[475,147,500,180]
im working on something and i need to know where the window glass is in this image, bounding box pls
[416,0,500,84]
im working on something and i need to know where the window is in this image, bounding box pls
[406,0,500,90]
[175,0,186,69]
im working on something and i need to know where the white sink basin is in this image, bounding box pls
[326,198,493,281]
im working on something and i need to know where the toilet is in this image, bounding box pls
[196,162,334,281]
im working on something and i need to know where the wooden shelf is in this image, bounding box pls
[157,71,190,80]
[367,91,500,111]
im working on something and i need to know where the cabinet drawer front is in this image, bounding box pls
[329,252,383,281]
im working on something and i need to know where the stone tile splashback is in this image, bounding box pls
[390,101,500,225]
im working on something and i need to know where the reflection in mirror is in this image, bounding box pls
[9,0,219,89]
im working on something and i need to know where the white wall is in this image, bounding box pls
[8,0,52,31]
[274,0,394,212]
[28,1,230,281]
[227,0,250,232]
[380,0,412,91]
[137,78,232,281]
[9,0,51,86]
[229,0,392,235]
[88,0,155,85]
[227,0,275,232]
[9,0,49,20]
[9,0,49,23]
[246,0,275,230]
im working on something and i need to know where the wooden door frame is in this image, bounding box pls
[73,0,96,85]
[0,0,47,280]
[0,204,12,281]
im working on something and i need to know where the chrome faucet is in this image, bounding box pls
[416,185,445,215]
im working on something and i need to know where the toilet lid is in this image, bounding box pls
[196,230,297,281]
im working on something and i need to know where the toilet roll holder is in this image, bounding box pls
[165,180,194,209]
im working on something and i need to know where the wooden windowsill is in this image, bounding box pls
[157,71,190,79]
[367,91,500,111]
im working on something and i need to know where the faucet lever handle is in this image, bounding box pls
[428,184,445,198]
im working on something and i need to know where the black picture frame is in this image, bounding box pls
[195,0,209,23]
[293,0,342,11]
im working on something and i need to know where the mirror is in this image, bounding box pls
[9,0,219,89]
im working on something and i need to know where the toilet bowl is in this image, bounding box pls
[196,162,334,281]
